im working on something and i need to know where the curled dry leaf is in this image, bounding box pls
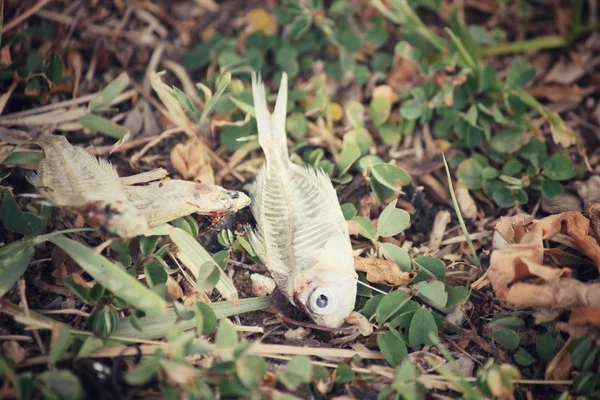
[170,140,215,184]
[345,311,373,336]
[455,182,477,219]
[284,327,310,341]
[428,210,451,252]
[354,257,416,286]
[408,351,446,373]
[489,212,600,312]
[165,275,184,301]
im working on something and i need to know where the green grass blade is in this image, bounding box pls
[169,227,239,304]
[112,296,271,340]
[0,242,34,298]
[48,235,167,316]
[78,114,128,139]
[442,154,479,266]
[89,72,130,112]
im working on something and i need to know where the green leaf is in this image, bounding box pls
[77,337,104,359]
[345,128,373,155]
[456,158,483,190]
[195,302,218,335]
[289,15,312,38]
[400,102,422,120]
[371,163,412,192]
[1,150,43,166]
[215,320,238,348]
[200,73,232,124]
[541,179,562,200]
[236,355,267,389]
[196,261,221,291]
[353,216,377,241]
[481,166,500,180]
[571,335,593,369]
[542,154,575,181]
[49,324,71,366]
[89,73,130,112]
[491,128,523,153]
[376,290,411,324]
[42,52,63,85]
[501,159,523,176]
[362,294,384,319]
[143,261,167,287]
[0,242,34,297]
[369,96,392,127]
[341,203,357,220]
[139,236,160,256]
[536,332,556,362]
[507,58,535,88]
[91,305,119,338]
[78,114,127,139]
[1,189,42,234]
[377,199,410,238]
[125,358,162,385]
[490,315,525,329]
[379,122,402,146]
[414,256,446,281]
[408,308,438,346]
[514,347,536,366]
[36,370,83,400]
[377,330,407,367]
[334,364,355,383]
[48,235,167,316]
[415,281,448,309]
[277,356,313,390]
[492,328,520,350]
[345,101,365,128]
[286,113,309,139]
[388,301,420,330]
[380,242,411,272]
[337,140,361,175]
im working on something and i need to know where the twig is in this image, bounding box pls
[18,279,46,355]
[2,0,54,33]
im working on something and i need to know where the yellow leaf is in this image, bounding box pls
[328,102,343,122]
[247,9,278,36]
[372,85,398,103]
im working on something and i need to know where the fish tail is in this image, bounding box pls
[251,72,289,166]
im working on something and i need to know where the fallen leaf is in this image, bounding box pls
[527,85,600,101]
[455,182,477,219]
[284,327,310,341]
[247,9,278,35]
[2,340,26,364]
[372,85,398,103]
[489,212,600,309]
[354,257,416,286]
[165,275,183,301]
[170,140,215,184]
[345,311,373,336]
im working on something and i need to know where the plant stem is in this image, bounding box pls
[481,35,567,56]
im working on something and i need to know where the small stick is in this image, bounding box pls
[2,0,54,33]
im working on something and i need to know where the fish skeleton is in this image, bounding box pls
[123,180,250,227]
[247,72,357,328]
[29,135,250,238]
[29,135,148,238]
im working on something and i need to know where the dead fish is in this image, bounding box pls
[29,135,148,238]
[123,179,250,227]
[247,72,357,328]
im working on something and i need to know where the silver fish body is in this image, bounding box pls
[247,73,357,328]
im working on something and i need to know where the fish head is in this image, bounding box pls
[194,184,251,215]
[293,269,357,329]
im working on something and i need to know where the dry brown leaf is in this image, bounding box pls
[284,327,310,341]
[170,141,215,184]
[345,311,373,336]
[165,275,183,301]
[527,85,600,101]
[354,257,416,286]
[489,212,600,309]
[2,340,26,364]
[455,182,477,219]
[428,210,451,252]
[408,351,446,373]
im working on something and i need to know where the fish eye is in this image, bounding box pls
[227,190,239,199]
[308,287,337,315]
